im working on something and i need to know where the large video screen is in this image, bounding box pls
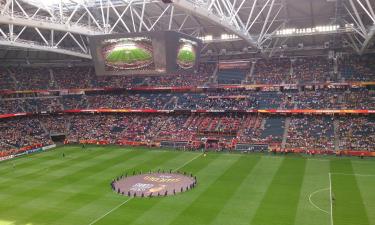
[164,32,201,73]
[89,31,201,76]
[176,38,198,70]
[102,37,154,71]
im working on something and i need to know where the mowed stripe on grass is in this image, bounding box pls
[166,155,260,225]
[208,156,284,225]
[294,159,330,225]
[250,157,306,225]
[351,161,375,225]
[330,159,370,225]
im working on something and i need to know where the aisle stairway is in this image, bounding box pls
[281,118,291,149]
[333,118,340,151]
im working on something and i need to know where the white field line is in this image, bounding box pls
[88,198,132,225]
[308,188,330,214]
[330,172,375,177]
[173,153,203,172]
[329,172,334,225]
[326,172,375,225]
[88,153,202,225]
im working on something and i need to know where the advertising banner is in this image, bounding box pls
[0,155,14,162]
[236,144,269,152]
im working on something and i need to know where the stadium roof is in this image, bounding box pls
[0,0,374,63]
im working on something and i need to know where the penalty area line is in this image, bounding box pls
[87,152,202,225]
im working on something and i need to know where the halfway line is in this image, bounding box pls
[173,153,203,172]
[88,197,133,225]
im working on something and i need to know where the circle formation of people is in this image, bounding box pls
[110,170,197,198]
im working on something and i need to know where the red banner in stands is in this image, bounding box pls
[78,140,110,145]
[0,143,46,158]
[0,109,374,121]
[338,150,375,157]
[218,60,250,69]
[0,113,28,119]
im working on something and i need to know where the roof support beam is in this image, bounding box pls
[355,0,375,24]
[0,39,92,59]
[359,25,375,54]
[168,5,174,30]
[171,0,259,50]
[258,0,275,43]
[139,0,146,32]
[108,0,131,33]
[345,0,375,54]
[0,14,101,35]
[348,0,367,34]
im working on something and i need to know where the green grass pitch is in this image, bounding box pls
[106,48,152,63]
[177,49,195,63]
[0,145,374,225]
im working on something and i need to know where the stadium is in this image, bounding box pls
[0,0,374,225]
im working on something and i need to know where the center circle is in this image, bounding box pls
[111,172,197,197]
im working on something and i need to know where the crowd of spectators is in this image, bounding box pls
[39,116,68,134]
[9,67,55,90]
[54,67,94,89]
[0,63,214,91]
[86,93,172,109]
[292,57,333,83]
[237,115,285,145]
[1,113,374,152]
[0,68,17,90]
[339,55,375,81]
[0,55,373,92]
[253,59,290,84]
[67,114,193,143]
[294,91,340,109]
[0,117,52,151]
[0,55,374,153]
[340,90,375,109]
[0,89,374,114]
[337,116,375,151]
[285,116,335,150]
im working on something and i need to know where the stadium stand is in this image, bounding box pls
[337,116,375,151]
[0,57,374,91]
[293,57,333,83]
[252,59,290,84]
[217,69,247,84]
[285,116,335,150]
[0,56,374,154]
[339,55,375,81]
[0,88,374,113]
[0,117,52,151]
